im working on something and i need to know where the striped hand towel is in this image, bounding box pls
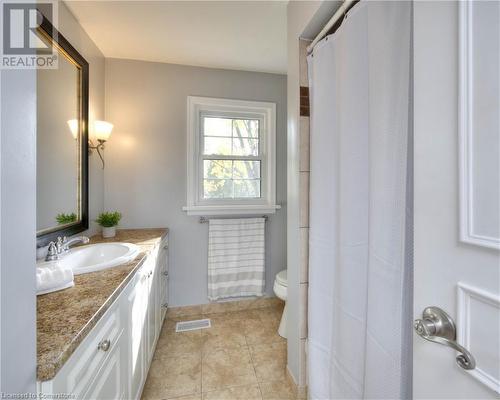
[208,218,265,301]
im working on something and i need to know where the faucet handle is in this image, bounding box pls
[45,242,59,261]
[56,237,64,254]
[61,236,69,252]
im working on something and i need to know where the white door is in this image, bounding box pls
[414,1,500,398]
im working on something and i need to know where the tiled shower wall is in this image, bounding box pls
[297,38,310,392]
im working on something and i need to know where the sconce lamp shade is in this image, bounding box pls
[94,120,113,141]
[67,119,78,139]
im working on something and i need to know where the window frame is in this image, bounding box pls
[184,96,279,216]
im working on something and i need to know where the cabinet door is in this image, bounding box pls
[146,268,157,364]
[127,272,148,400]
[83,331,124,400]
[157,239,169,321]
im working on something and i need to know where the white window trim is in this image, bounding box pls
[183,96,280,216]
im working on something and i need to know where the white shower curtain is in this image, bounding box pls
[307,2,412,399]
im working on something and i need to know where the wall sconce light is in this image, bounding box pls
[89,120,113,169]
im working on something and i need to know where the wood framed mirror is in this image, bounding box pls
[36,12,89,247]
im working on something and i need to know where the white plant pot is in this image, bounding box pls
[102,226,116,238]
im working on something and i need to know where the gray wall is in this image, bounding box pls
[0,70,37,392]
[104,58,287,306]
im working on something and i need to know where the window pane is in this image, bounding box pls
[234,180,261,198]
[204,160,232,179]
[204,137,232,155]
[232,138,259,156]
[203,179,233,198]
[204,117,232,137]
[233,161,260,179]
[203,117,260,156]
[201,115,262,200]
[204,160,260,180]
[203,178,261,199]
[233,119,259,138]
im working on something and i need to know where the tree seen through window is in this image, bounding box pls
[203,117,261,199]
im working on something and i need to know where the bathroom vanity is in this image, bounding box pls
[37,229,168,400]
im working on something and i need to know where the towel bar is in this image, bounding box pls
[199,216,268,223]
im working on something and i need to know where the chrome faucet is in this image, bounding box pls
[45,235,90,261]
[62,236,90,253]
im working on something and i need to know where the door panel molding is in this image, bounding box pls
[457,283,500,394]
[458,0,500,250]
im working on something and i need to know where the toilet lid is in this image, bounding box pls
[276,270,287,286]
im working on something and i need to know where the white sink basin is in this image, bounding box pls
[60,243,140,275]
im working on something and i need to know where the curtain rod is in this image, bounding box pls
[306,0,357,54]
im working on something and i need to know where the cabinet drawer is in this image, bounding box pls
[43,303,122,397]
[82,329,124,400]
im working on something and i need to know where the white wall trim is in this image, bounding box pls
[185,96,278,216]
[181,204,280,216]
[457,283,500,394]
[458,0,500,250]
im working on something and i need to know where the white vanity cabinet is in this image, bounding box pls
[126,263,150,400]
[146,252,159,365]
[157,237,169,327]
[37,300,126,399]
[38,234,169,400]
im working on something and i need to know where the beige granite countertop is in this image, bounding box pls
[37,228,168,381]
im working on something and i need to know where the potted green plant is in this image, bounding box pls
[96,211,122,238]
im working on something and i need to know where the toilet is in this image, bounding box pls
[273,269,288,338]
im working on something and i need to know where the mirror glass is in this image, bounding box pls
[36,16,89,245]
[37,52,81,233]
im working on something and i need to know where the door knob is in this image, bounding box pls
[414,306,475,370]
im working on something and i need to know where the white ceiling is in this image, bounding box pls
[64,1,288,74]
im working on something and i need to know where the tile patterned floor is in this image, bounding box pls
[141,304,296,400]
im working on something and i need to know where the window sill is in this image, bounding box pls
[182,204,281,216]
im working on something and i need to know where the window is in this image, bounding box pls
[184,96,279,215]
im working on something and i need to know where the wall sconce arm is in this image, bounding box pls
[89,139,106,169]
